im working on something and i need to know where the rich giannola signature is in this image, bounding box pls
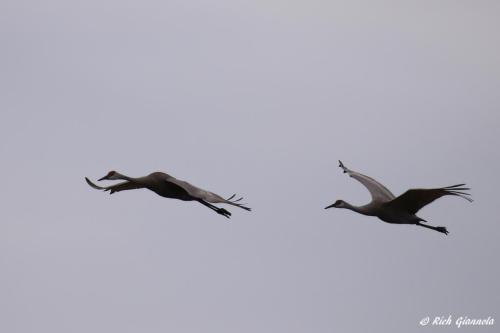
[420,315,494,328]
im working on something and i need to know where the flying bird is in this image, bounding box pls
[325,161,472,235]
[85,171,251,218]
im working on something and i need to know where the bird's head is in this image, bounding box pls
[98,170,121,181]
[324,199,346,209]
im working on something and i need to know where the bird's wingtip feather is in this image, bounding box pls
[338,160,348,173]
[85,177,106,191]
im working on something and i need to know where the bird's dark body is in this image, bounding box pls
[376,205,423,225]
[134,172,192,201]
[149,181,192,201]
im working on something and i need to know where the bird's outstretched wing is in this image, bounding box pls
[338,160,395,203]
[166,177,251,211]
[85,177,144,194]
[384,184,472,214]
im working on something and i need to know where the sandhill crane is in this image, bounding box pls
[324,161,472,235]
[85,171,251,218]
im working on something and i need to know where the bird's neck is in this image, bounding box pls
[344,202,374,216]
[114,172,149,189]
[114,172,136,182]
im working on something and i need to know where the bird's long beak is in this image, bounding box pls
[324,203,335,209]
[98,175,108,181]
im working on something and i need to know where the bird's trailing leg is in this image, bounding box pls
[198,200,232,218]
[416,222,449,235]
[216,207,232,218]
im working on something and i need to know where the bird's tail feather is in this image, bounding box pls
[225,194,251,211]
[444,184,473,202]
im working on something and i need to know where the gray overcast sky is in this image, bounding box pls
[1,1,499,332]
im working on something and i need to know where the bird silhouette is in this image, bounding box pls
[86,171,251,218]
[325,161,472,235]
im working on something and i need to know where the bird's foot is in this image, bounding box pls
[436,226,449,235]
[217,208,231,218]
